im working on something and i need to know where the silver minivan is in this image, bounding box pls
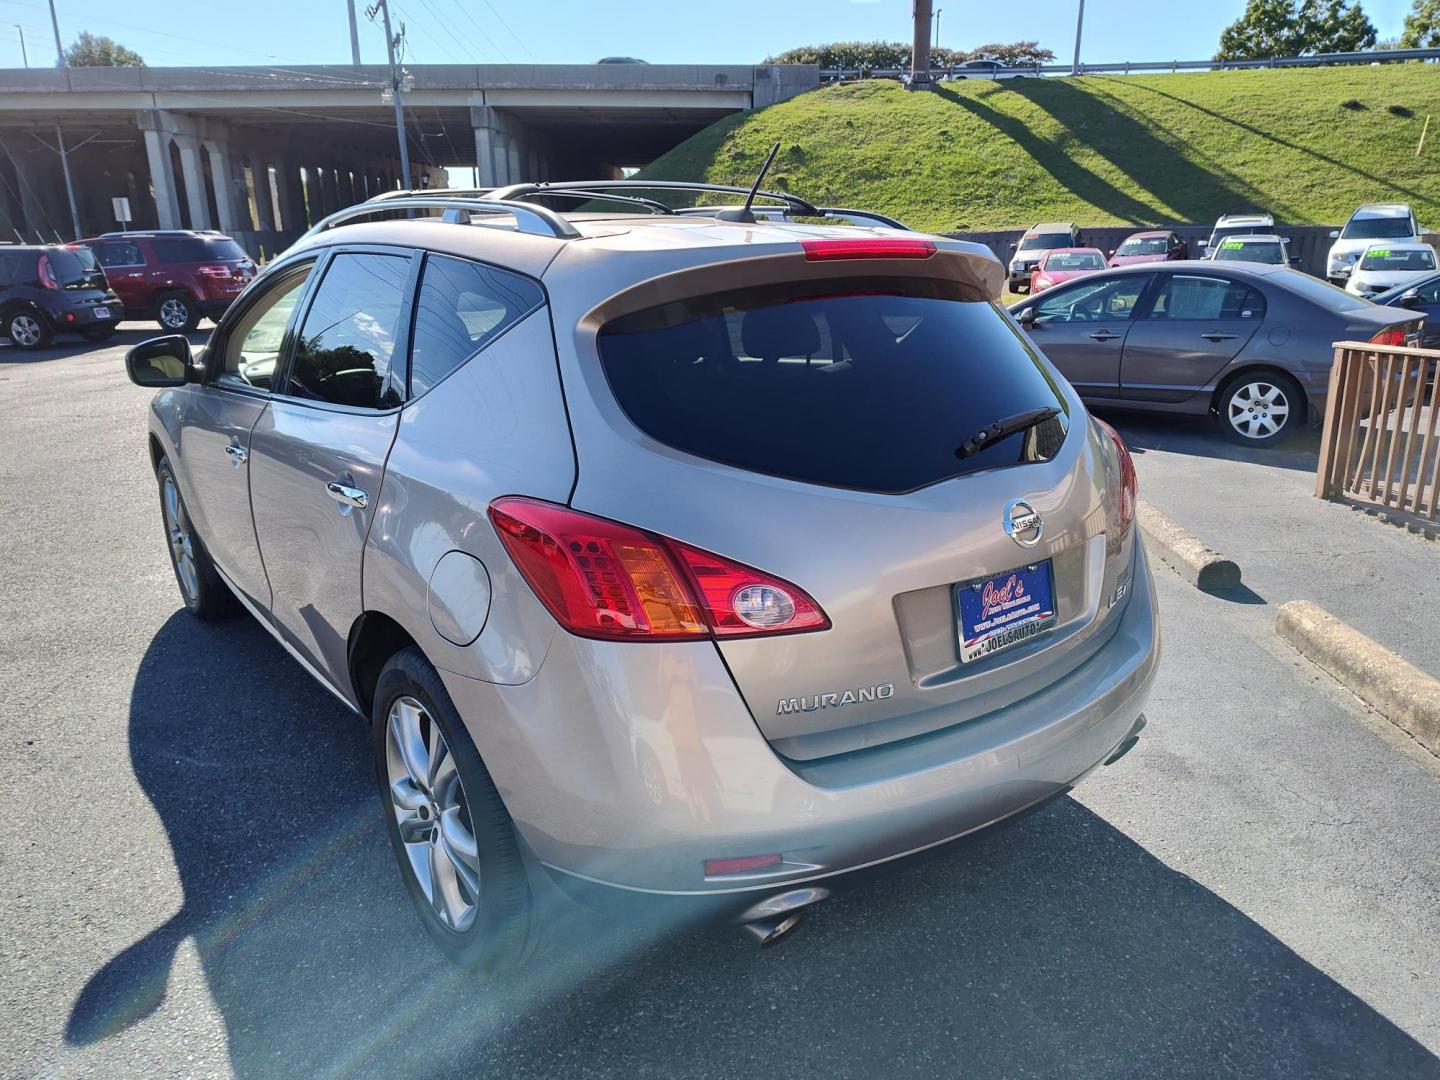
[126,183,1159,967]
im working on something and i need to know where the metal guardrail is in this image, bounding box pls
[1317,342,1440,528]
[821,46,1440,80]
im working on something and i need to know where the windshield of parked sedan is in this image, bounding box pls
[598,277,1069,493]
[1359,248,1435,271]
[1343,215,1414,240]
[1018,232,1072,251]
[1047,252,1105,270]
[1116,237,1168,255]
[1214,241,1284,263]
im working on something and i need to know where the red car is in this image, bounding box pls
[79,230,257,331]
[1107,229,1190,267]
[1028,248,1108,293]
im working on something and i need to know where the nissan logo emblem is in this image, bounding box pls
[1004,499,1044,547]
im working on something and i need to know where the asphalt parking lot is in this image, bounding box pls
[2,329,1439,1079]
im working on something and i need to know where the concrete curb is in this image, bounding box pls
[1136,500,1242,591]
[1276,600,1440,757]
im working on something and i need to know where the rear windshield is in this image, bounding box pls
[1343,215,1413,241]
[1018,232,1073,251]
[597,278,1070,493]
[1209,224,1268,245]
[46,247,107,289]
[1360,248,1435,271]
[1214,241,1283,263]
[151,236,249,263]
[1117,237,1168,255]
[1272,269,1372,311]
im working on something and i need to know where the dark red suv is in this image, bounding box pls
[80,230,257,331]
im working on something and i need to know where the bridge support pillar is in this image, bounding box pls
[140,126,183,231]
[203,138,245,234]
[172,134,212,231]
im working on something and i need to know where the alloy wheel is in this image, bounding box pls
[161,473,199,602]
[159,297,190,329]
[1226,380,1290,440]
[10,314,42,347]
[385,695,482,932]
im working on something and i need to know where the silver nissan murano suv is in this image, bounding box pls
[126,182,1159,967]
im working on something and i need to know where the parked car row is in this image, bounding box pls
[1,229,256,349]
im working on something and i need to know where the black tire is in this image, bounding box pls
[81,324,117,343]
[154,456,236,620]
[5,308,52,350]
[1216,371,1305,447]
[372,647,534,972]
[154,291,199,332]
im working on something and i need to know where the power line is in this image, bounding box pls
[441,0,513,62]
[473,0,534,61]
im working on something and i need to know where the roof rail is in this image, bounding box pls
[488,180,823,218]
[300,194,581,241]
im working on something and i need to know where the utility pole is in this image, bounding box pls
[47,0,81,240]
[1071,0,1085,77]
[368,0,411,188]
[347,0,362,65]
[909,0,934,89]
[15,25,27,67]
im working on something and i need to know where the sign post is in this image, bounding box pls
[112,196,131,234]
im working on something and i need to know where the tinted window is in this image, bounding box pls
[1034,275,1150,323]
[409,254,544,396]
[287,253,409,409]
[43,248,106,290]
[218,265,313,391]
[1149,275,1264,320]
[0,250,37,286]
[1342,215,1414,241]
[151,236,249,263]
[598,278,1069,493]
[94,240,144,267]
[1018,232,1074,251]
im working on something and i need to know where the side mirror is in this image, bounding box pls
[1018,306,1038,327]
[1198,240,1208,249]
[1009,241,1018,250]
[126,335,194,388]
[1108,248,1116,256]
[1329,230,1341,240]
[1400,288,1424,309]
[1289,256,1302,267]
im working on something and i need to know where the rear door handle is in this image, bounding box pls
[1201,332,1238,342]
[224,444,248,466]
[1088,330,1121,341]
[326,481,369,511]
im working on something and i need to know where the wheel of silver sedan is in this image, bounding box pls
[1226,380,1290,440]
[159,297,190,329]
[161,472,199,603]
[9,314,43,347]
[385,695,482,933]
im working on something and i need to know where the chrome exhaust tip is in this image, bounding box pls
[742,912,805,948]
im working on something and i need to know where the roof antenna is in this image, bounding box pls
[714,141,782,223]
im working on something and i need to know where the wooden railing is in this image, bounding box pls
[1316,343,1440,528]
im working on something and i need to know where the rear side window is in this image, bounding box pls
[597,278,1069,493]
[287,253,410,409]
[151,236,248,263]
[1149,275,1265,320]
[408,254,544,396]
[0,250,36,286]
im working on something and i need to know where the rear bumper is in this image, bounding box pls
[439,542,1160,901]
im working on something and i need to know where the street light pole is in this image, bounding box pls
[46,0,81,240]
[15,25,27,67]
[1072,0,1085,77]
[934,8,942,52]
[368,0,411,187]
[347,0,362,65]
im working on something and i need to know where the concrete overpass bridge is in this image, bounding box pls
[0,63,816,253]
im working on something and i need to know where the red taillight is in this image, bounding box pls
[37,255,57,290]
[705,854,782,876]
[487,497,829,642]
[1094,419,1137,534]
[1369,328,1407,347]
[801,238,937,262]
[197,264,232,278]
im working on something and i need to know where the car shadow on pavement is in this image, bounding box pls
[0,325,208,365]
[1091,408,1322,474]
[66,611,1440,1078]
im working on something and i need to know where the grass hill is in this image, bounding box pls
[636,66,1440,232]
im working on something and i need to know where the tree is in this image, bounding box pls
[764,40,1053,70]
[1400,0,1440,47]
[62,32,144,67]
[1215,0,1376,60]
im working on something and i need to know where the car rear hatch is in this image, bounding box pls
[558,237,1138,761]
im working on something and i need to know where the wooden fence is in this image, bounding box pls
[1316,343,1440,530]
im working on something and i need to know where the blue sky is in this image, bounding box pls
[0,0,1420,69]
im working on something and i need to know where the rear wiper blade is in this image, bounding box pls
[956,407,1060,459]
